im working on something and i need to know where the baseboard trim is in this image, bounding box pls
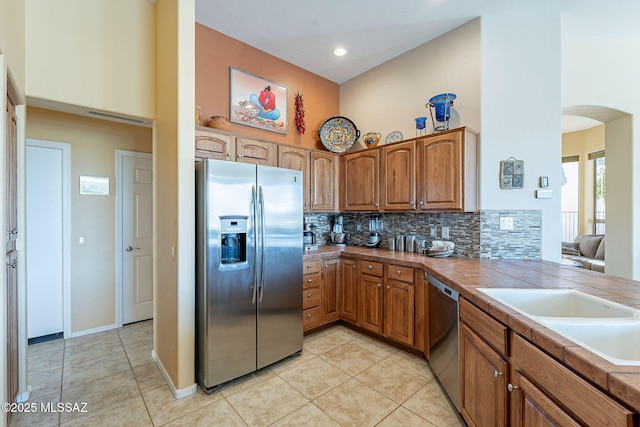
[151,350,197,399]
[69,323,117,338]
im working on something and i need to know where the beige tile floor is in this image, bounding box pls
[11,321,465,427]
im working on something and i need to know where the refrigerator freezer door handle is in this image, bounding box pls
[259,185,266,302]
[251,185,257,304]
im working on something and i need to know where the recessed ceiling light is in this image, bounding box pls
[333,48,347,57]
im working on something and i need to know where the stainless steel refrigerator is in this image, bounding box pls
[195,159,303,392]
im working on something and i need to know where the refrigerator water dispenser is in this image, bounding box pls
[220,217,247,264]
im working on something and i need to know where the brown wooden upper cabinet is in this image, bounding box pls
[342,150,380,211]
[236,137,277,166]
[310,152,339,212]
[417,127,478,212]
[382,141,416,211]
[278,145,311,210]
[195,128,235,161]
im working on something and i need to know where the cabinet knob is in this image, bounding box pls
[494,370,503,378]
[397,270,401,275]
[375,203,379,207]
[307,293,312,298]
[508,383,519,392]
[307,279,312,283]
[377,283,381,288]
[237,154,242,158]
[307,313,311,318]
[410,201,414,205]
[226,153,231,157]
[386,285,391,289]
[368,265,373,269]
[420,201,424,205]
[306,264,312,269]
[325,265,328,268]
[352,264,356,268]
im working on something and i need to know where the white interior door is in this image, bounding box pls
[121,153,153,324]
[26,142,69,339]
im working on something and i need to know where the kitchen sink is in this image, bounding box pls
[478,288,640,365]
[538,318,640,366]
[477,288,640,319]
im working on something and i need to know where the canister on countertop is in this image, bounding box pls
[396,234,405,252]
[387,237,395,251]
[405,235,417,252]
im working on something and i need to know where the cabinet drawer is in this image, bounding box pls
[360,261,383,276]
[303,307,322,330]
[303,260,322,274]
[386,265,414,283]
[303,272,321,289]
[511,333,635,426]
[303,286,321,309]
[460,298,508,355]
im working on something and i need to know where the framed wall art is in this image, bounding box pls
[500,157,524,189]
[230,67,288,134]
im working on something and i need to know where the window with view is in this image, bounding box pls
[590,151,605,234]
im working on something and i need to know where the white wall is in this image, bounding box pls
[480,13,562,261]
[340,19,480,150]
[563,39,640,279]
[25,0,155,120]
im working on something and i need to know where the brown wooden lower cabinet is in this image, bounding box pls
[509,370,582,427]
[510,333,635,427]
[359,274,383,334]
[459,323,508,427]
[460,296,637,427]
[340,258,359,324]
[321,258,340,323]
[383,278,414,346]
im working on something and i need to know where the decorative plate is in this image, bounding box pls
[385,131,404,145]
[318,116,360,154]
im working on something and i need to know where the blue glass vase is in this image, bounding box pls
[427,93,456,131]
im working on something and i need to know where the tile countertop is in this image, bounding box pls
[304,245,640,413]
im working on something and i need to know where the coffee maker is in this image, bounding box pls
[303,220,318,251]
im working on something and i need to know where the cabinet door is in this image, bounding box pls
[383,279,414,345]
[417,130,462,210]
[359,274,383,334]
[382,141,416,211]
[340,259,359,324]
[310,152,338,211]
[195,128,235,161]
[510,370,581,427]
[460,323,508,427]
[278,146,311,211]
[322,258,341,322]
[236,137,277,166]
[342,150,380,211]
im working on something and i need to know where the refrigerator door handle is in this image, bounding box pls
[259,185,266,302]
[251,185,258,304]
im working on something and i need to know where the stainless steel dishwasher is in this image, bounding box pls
[428,273,460,411]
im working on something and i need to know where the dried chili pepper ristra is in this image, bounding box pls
[294,91,306,134]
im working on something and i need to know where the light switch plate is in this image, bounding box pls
[536,189,553,199]
[442,226,450,239]
[500,217,514,231]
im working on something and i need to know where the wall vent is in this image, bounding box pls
[86,110,147,125]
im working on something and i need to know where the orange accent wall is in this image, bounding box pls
[196,23,339,150]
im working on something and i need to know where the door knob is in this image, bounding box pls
[508,383,519,392]
[126,246,140,252]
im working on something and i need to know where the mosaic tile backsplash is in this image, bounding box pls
[303,210,541,259]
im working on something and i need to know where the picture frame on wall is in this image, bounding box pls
[500,157,524,189]
[229,67,288,134]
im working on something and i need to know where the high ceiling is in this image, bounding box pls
[196,0,640,132]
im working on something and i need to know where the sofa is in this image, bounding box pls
[562,234,605,272]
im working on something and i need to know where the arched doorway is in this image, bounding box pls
[562,105,633,279]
